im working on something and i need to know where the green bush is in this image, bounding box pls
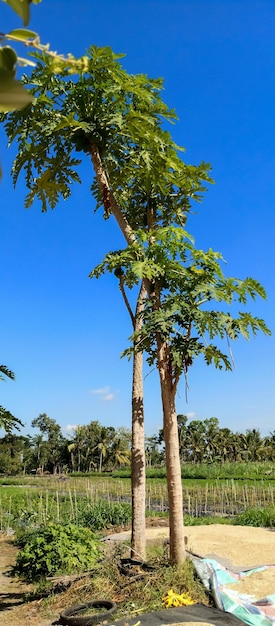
[77,499,132,531]
[234,507,275,527]
[14,523,102,582]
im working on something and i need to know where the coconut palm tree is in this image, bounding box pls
[68,425,89,472]
[109,437,131,469]
[244,428,263,462]
[185,420,206,463]
[93,427,115,473]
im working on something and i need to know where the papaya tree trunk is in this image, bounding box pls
[156,335,186,564]
[89,144,136,246]
[131,281,147,560]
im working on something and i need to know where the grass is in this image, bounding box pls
[37,542,210,623]
[1,461,275,486]
[114,461,275,481]
[234,506,275,527]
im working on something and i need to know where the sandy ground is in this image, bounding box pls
[1,525,275,625]
[106,524,275,569]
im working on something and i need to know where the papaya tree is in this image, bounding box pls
[0,46,270,562]
[91,227,270,560]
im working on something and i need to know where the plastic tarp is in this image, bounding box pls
[192,556,275,626]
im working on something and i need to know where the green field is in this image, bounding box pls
[0,461,275,533]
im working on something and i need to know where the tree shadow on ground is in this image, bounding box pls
[0,592,28,610]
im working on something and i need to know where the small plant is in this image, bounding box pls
[13,522,102,582]
[234,507,275,527]
[77,499,132,531]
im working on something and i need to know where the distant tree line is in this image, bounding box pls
[147,415,275,466]
[0,412,274,475]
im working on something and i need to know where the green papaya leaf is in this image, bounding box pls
[0,67,33,111]
[0,47,17,74]
[8,28,38,40]
[1,0,31,26]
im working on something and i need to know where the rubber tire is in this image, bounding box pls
[59,599,117,626]
[119,558,155,577]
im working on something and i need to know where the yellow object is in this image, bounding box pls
[162,588,195,608]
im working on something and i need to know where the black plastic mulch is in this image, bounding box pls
[110,603,244,625]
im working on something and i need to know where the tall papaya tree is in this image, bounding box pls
[91,227,270,560]
[0,46,270,562]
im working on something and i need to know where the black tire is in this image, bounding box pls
[119,558,155,577]
[59,599,117,626]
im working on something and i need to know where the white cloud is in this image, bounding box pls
[90,386,110,395]
[102,393,115,402]
[63,424,78,433]
[90,386,116,401]
[186,411,196,419]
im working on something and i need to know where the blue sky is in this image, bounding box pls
[1,0,274,438]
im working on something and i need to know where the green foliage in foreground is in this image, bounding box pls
[49,543,209,616]
[234,507,275,528]
[14,523,102,582]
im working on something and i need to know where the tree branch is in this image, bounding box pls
[89,143,136,246]
[118,275,135,328]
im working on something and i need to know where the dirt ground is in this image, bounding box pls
[0,535,51,626]
[1,525,275,626]
[106,524,275,569]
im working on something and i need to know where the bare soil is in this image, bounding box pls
[0,525,275,625]
[0,535,54,625]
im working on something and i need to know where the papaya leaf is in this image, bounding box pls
[1,0,31,26]
[0,67,33,111]
[7,28,38,40]
[0,46,17,73]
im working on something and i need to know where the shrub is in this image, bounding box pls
[77,499,132,531]
[234,507,275,527]
[14,523,102,582]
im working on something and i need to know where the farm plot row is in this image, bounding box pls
[1,477,275,531]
